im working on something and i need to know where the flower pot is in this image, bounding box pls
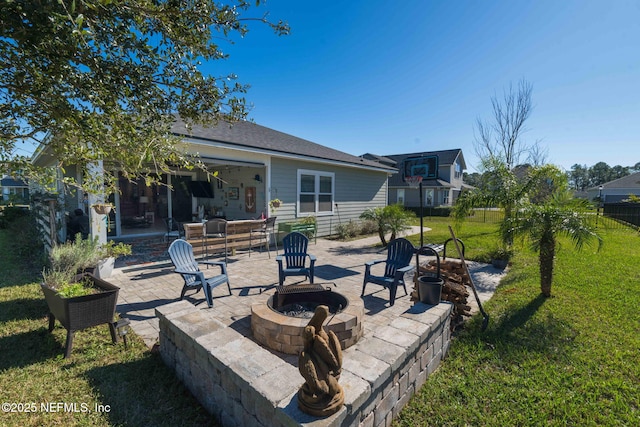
[418,275,443,305]
[41,273,120,358]
[92,204,112,215]
[491,259,508,270]
[416,245,444,305]
[95,257,115,279]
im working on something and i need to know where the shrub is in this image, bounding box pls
[3,209,45,268]
[360,220,378,235]
[0,206,30,229]
[335,221,359,240]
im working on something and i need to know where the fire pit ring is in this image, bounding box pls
[269,284,348,318]
[251,284,364,355]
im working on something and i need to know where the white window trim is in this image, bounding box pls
[425,188,434,206]
[442,190,450,205]
[297,169,335,217]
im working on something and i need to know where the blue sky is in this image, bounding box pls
[210,0,639,173]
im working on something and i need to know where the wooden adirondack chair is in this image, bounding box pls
[168,239,231,307]
[276,232,316,286]
[362,238,415,306]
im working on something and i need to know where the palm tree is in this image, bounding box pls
[506,190,602,297]
[360,204,415,246]
[454,161,562,247]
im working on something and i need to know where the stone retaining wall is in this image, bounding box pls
[156,299,451,427]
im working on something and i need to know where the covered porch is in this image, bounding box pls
[104,160,269,239]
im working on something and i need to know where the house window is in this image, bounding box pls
[298,170,334,215]
[397,189,405,205]
[442,191,449,205]
[454,162,462,179]
[425,189,434,206]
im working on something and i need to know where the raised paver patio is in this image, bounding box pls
[108,227,427,348]
[106,228,505,426]
[108,226,502,349]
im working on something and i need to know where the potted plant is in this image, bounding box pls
[41,240,124,358]
[95,240,132,279]
[269,198,282,213]
[91,203,114,215]
[488,246,512,270]
[51,235,131,278]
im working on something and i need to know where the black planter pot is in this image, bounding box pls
[491,259,508,270]
[418,275,443,305]
[41,273,120,358]
[416,245,444,305]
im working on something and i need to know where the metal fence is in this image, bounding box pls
[423,206,638,231]
[603,203,640,228]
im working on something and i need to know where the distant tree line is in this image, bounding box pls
[464,161,640,192]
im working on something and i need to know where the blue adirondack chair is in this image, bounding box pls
[168,239,231,307]
[276,232,316,286]
[362,238,415,306]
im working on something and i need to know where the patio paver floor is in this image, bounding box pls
[107,227,505,350]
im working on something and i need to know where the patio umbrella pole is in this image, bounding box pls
[448,226,489,331]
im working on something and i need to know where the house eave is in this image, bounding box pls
[181,136,397,174]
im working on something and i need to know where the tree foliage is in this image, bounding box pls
[506,187,602,297]
[359,204,415,247]
[567,161,635,190]
[0,0,288,194]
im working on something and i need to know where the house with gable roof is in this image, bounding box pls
[586,172,640,203]
[362,149,469,208]
[1,176,30,202]
[32,119,396,243]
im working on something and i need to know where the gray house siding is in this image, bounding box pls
[270,157,388,237]
[33,119,396,243]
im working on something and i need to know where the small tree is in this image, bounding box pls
[506,188,602,297]
[454,163,565,247]
[360,204,415,246]
[474,78,535,171]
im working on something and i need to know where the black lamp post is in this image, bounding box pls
[597,185,603,227]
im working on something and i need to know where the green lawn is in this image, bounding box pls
[1,215,638,426]
[0,219,218,427]
[396,217,640,426]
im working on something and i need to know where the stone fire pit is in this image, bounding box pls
[251,284,364,355]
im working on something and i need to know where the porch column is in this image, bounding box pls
[86,160,108,245]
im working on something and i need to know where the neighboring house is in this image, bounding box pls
[362,149,468,208]
[586,172,640,203]
[1,176,29,202]
[31,119,396,243]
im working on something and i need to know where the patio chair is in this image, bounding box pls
[276,231,316,286]
[250,216,277,257]
[362,237,415,306]
[163,218,184,249]
[168,239,231,308]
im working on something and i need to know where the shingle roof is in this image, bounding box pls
[361,153,397,166]
[591,172,640,190]
[1,177,27,187]
[376,149,465,187]
[383,149,465,169]
[171,118,396,172]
